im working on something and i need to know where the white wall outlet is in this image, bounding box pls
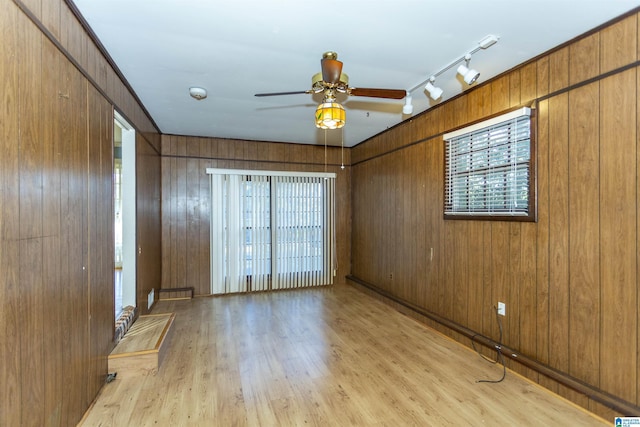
[148,288,155,310]
[497,302,506,316]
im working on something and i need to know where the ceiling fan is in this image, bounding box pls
[255,52,406,129]
[255,51,406,100]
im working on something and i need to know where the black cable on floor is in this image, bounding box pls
[471,306,506,384]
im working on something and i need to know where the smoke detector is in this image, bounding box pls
[189,87,207,100]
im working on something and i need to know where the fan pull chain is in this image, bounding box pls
[324,129,327,173]
[340,127,345,170]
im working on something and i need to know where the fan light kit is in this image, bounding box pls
[316,93,346,129]
[255,51,406,129]
[408,34,499,104]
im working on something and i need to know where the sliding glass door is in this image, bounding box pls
[208,169,336,295]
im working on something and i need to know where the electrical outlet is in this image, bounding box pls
[148,288,155,310]
[389,273,393,280]
[497,302,506,316]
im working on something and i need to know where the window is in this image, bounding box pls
[443,107,536,221]
[208,169,336,294]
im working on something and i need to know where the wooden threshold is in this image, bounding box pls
[108,313,175,377]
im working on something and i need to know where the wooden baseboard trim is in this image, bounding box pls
[346,275,640,416]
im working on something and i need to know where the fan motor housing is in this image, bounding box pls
[312,72,349,88]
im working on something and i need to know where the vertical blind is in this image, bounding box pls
[443,107,532,218]
[208,169,336,294]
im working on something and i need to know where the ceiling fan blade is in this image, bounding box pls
[349,88,406,99]
[321,58,343,84]
[254,90,310,97]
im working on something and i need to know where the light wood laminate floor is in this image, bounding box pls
[81,284,606,426]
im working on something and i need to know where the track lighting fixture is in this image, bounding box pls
[402,94,413,114]
[424,77,443,101]
[457,54,480,85]
[406,34,499,105]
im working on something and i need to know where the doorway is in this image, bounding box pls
[114,111,136,318]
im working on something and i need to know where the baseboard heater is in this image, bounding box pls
[158,287,195,300]
[346,275,640,416]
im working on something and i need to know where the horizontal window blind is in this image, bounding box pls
[444,107,532,218]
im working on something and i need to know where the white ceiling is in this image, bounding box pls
[73,0,639,147]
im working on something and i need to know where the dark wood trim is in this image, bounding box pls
[162,153,347,168]
[351,134,436,167]
[538,59,640,103]
[162,133,349,149]
[136,128,162,157]
[346,274,640,417]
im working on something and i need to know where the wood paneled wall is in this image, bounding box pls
[0,0,161,425]
[350,12,640,419]
[137,134,162,314]
[160,135,351,296]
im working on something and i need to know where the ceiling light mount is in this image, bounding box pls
[189,87,207,100]
[478,34,499,49]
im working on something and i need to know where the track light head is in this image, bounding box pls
[424,77,443,101]
[402,95,413,115]
[457,63,480,85]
